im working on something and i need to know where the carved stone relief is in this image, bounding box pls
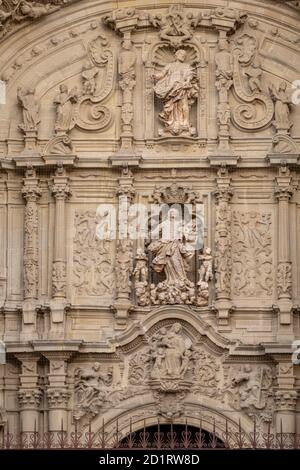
[232,211,273,297]
[73,211,115,298]
[0,0,77,40]
[73,362,113,421]
[224,364,275,420]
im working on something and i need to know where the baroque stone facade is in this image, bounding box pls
[0,0,299,443]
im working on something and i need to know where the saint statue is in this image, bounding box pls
[152,49,198,136]
[270,81,293,133]
[54,84,78,133]
[17,87,40,132]
[148,208,193,285]
[148,208,196,305]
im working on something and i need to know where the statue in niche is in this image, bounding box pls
[81,61,99,95]
[245,57,262,93]
[270,81,293,133]
[54,84,78,133]
[152,49,198,136]
[148,208,196,305]
[150,323,193,380]
[17,87,40,132]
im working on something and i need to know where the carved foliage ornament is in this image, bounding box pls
[73,211,115,298]
[232,211,273,297]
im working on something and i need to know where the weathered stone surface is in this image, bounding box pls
[0,0,299,441]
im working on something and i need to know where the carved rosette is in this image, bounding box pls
[275,390,298,412]
[22,172,41,300]
[18,389,42,410]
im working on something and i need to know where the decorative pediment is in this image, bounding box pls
[267,134,300,165]
[42,134,77,165]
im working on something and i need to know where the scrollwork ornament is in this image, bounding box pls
[231,34,274,130]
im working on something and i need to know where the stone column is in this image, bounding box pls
[275,361,297,434]
[275,391,297,434]
[49,164,71,338]
[214,166,233,329]
[44,353,71,432]
[16,354,42,433]
[113,167,135,330]
[21,167,41,341]
[275,163,294,332]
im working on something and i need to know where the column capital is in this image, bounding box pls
[275,163,294,201]
[18,388,42,409]
[51,179,71,200]
[22,167,41,202]
[46,388,70,409]
[275,390,298,412]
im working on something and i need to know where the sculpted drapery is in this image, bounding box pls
[153,49,198,136]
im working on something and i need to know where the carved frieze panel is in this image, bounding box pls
[73,362,113,421]
[72,210,115,301]
[232,211,274,297]
[223,364,276,423]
